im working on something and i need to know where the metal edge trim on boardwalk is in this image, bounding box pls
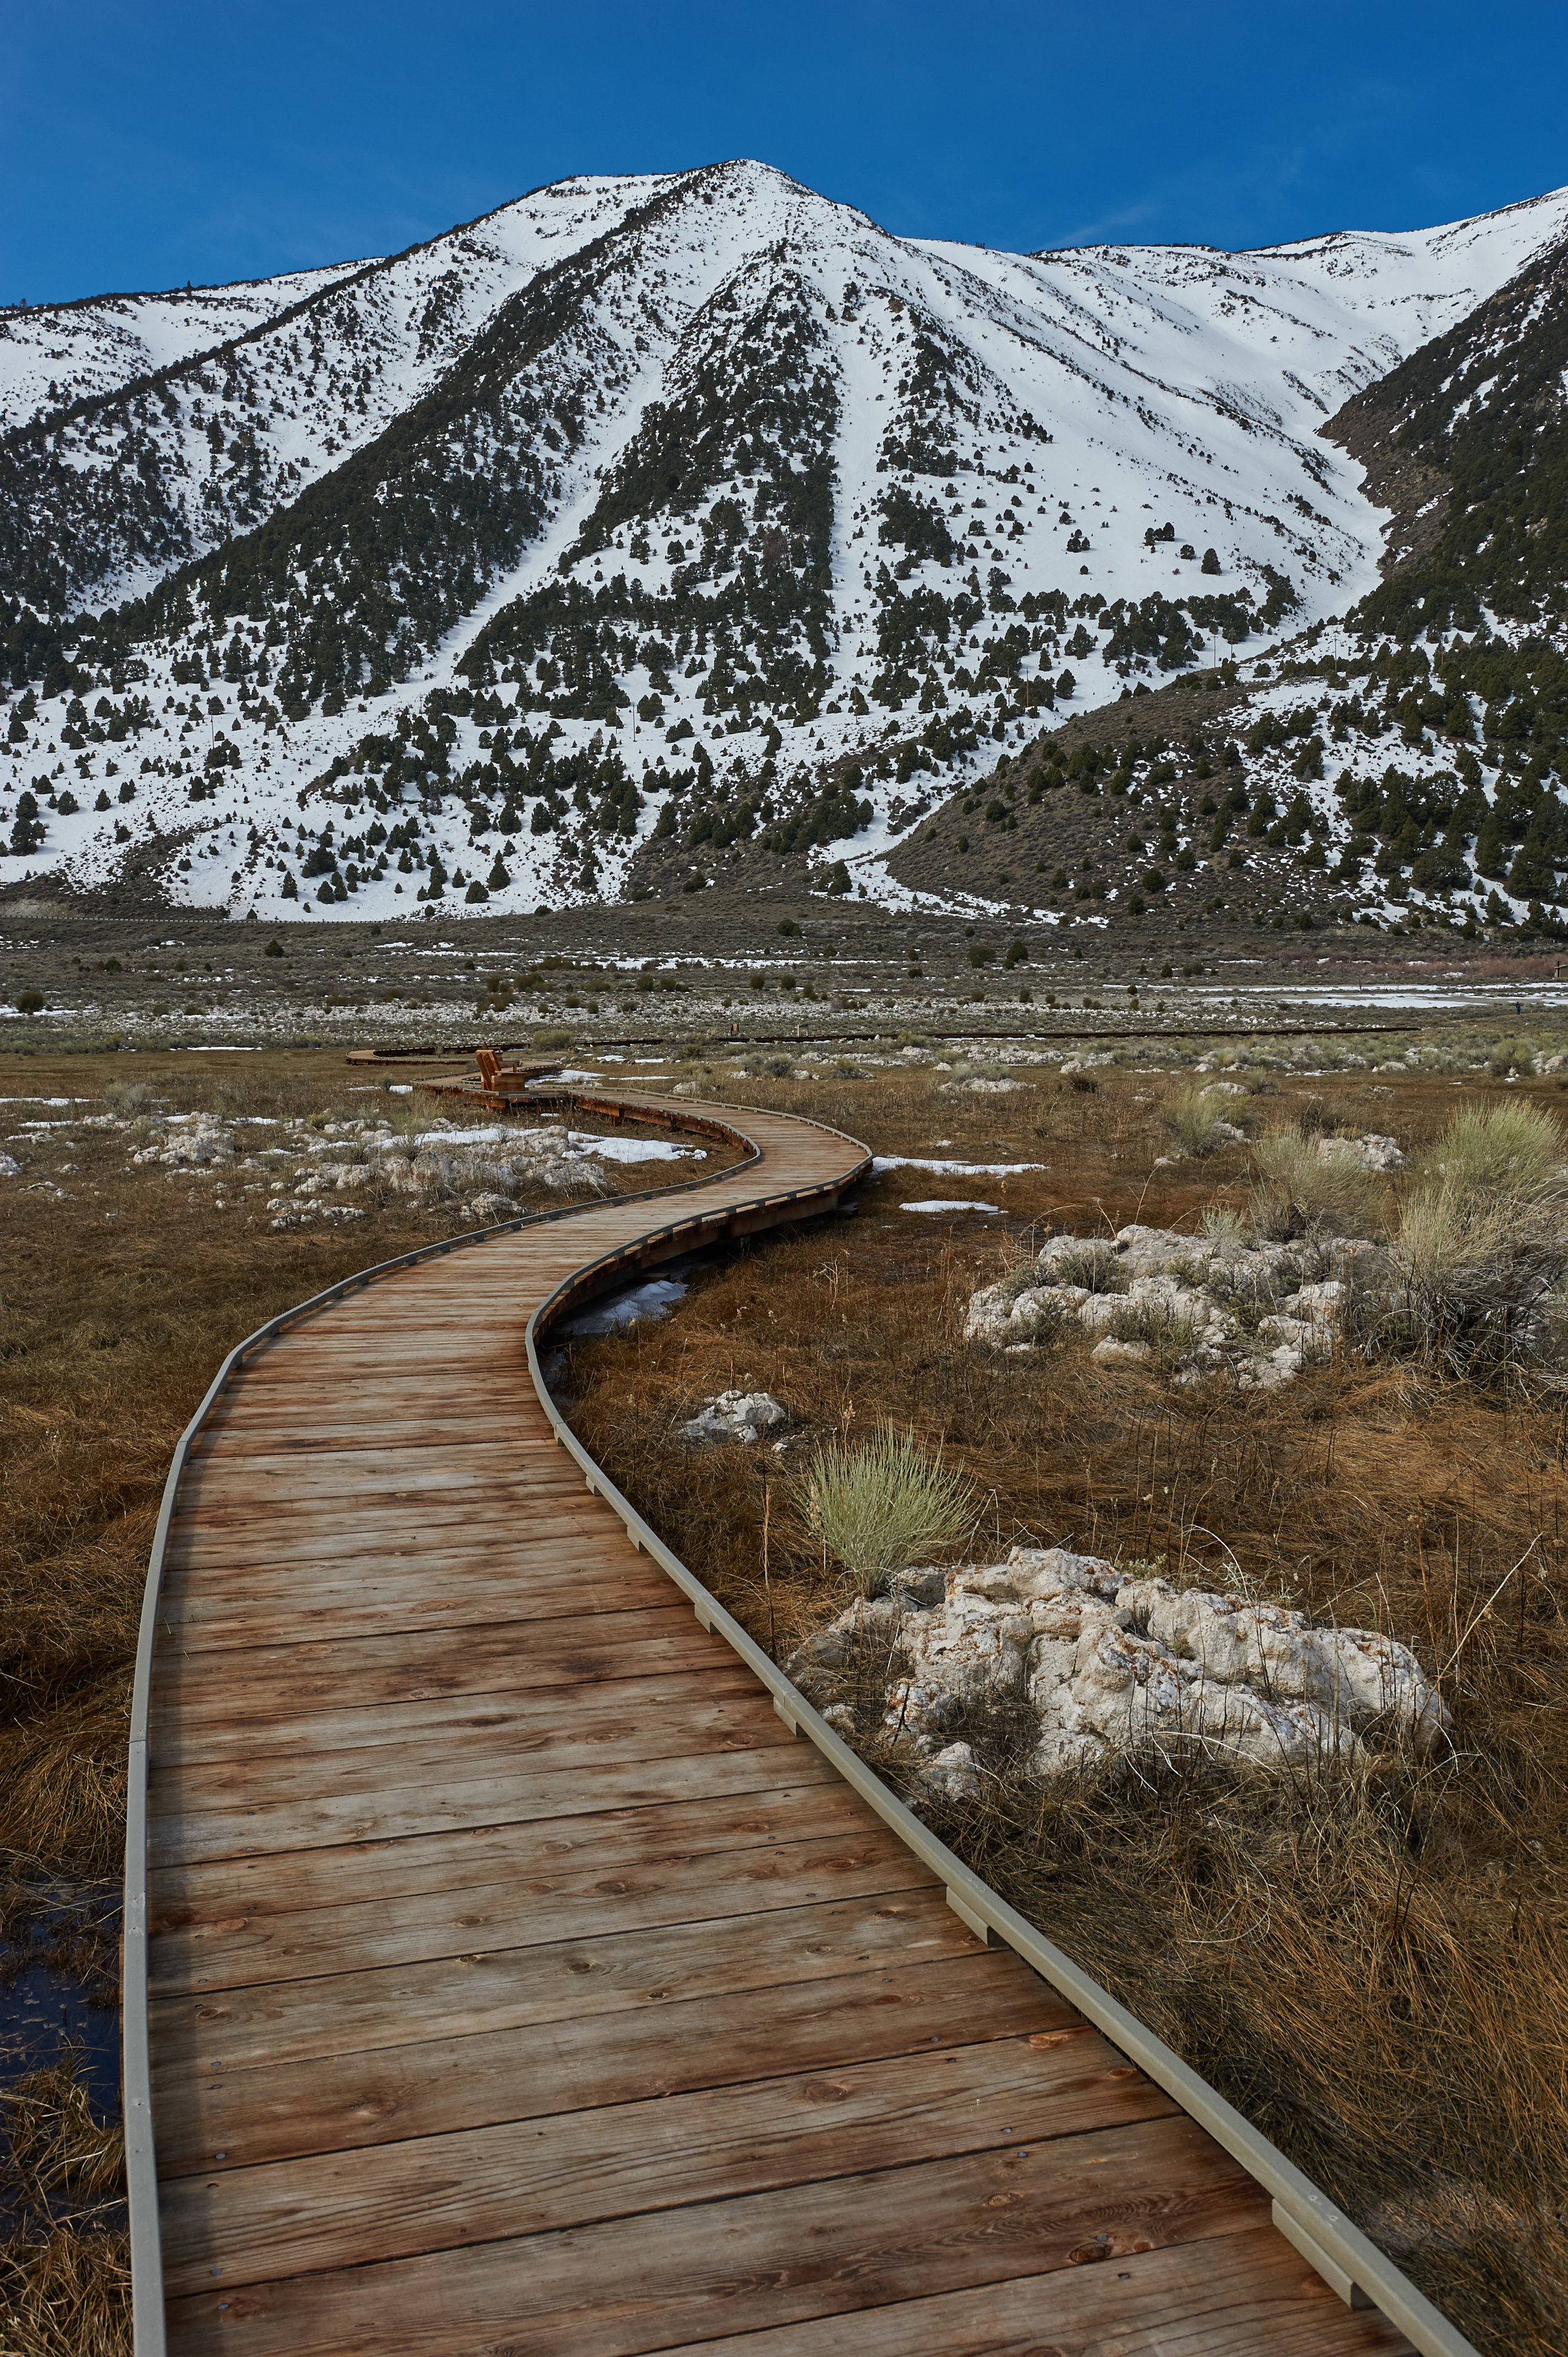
[123,1089,1478,2357]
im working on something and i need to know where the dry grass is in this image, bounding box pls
[1249,1122,1391,1238]
[6,1043,1565,2353]
[1,2048,124,2214]
[0,2045,129,2357]
[0,1042,750,2356]
[564,1058,1568,2357]
[0,2228,130,2357]
[1380,1102,1568,1378]
[1163,1082,1226,1156]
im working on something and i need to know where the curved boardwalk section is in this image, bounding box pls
[140,1093,1420,2356]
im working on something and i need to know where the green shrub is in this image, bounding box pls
[1485,1035,1536,1078]
[1421,1101,1560,1197]
[1164,1086,1224,1155]
[793,1426,978,1597]
[1249,1125,1387,1239]
[1385,1102,1568,1375]
[1049,1242,1128,1294]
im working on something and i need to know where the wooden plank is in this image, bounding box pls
[163,1491,623,1548]
[147,1738,837,1865]
[162,2114,1261,2357]
[151,1673,787,1802]
[190,1415,536,1453]
[152,1954,1067,2174]
[661,2227,1415,2357]
[151,1822,928,1993]
[157,1553,669,1615]
[174,1455,585,1502]
[183,1434,556,1474]
[149,1608,714,1725]
[161,1507,634,1573]
[156,1568,664,1629]
[151,1577,675,1653]
[226,1335,542,1365]
[149,1781,879,1931]
[147,1891,985,2074]
[159,2034,1180,2294]
[161,1518,638,1579]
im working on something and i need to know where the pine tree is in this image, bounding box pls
[1473,810,1510,879]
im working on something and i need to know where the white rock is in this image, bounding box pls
[919,1741,983,1799]
[1092,1336,1151,1365]
[132,1114,235,1169]
[1319,1132,1405,1172]
[679,1388,787,1445]
[1126,1273,1213,1321]
[787,1545,1448,1781]
[466,1192,517,1220]
[1328,1239,1394,1290]
[963,1282,1069,1346]
[1258,1314,1318,1348]
[0,1152,19,1176]
[1285,1280,1345,1322]
[1111,1225,1199,1275]
[1036,1234,1121,1280]
[965,1226,1332,1388]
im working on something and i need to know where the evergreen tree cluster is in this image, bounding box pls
[0,183,686,710]
[1346,238,1568,641]
[460,274,840,740]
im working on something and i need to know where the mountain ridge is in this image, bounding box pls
[3,160,1567,931]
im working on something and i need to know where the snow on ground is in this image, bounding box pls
[0,260,368,431]
[872,1155,1049,1176]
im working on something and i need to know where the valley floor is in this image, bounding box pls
[1,1026,1565,2353]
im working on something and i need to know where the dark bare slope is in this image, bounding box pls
[1327,230,1568,637]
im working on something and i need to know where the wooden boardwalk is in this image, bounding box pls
[140,1092,1419,2356]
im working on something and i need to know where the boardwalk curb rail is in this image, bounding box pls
[125,1089,1479,2357]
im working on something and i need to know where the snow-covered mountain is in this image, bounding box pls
[0,258,367,435]
[3,159,1566,921]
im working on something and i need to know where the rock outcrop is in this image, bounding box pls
[963,1223,1374,1386]
[787,1545,1447,1795]
[123,1109,615,1227]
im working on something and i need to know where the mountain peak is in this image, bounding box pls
[3,165,1565,923]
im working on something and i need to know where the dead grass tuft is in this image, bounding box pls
[0,2229,130,2357]
[0,2048,124,2215]
[1249,1122,1390,1239]
[0,2044,129,2357]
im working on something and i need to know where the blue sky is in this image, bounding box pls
[4,0,1566,303]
